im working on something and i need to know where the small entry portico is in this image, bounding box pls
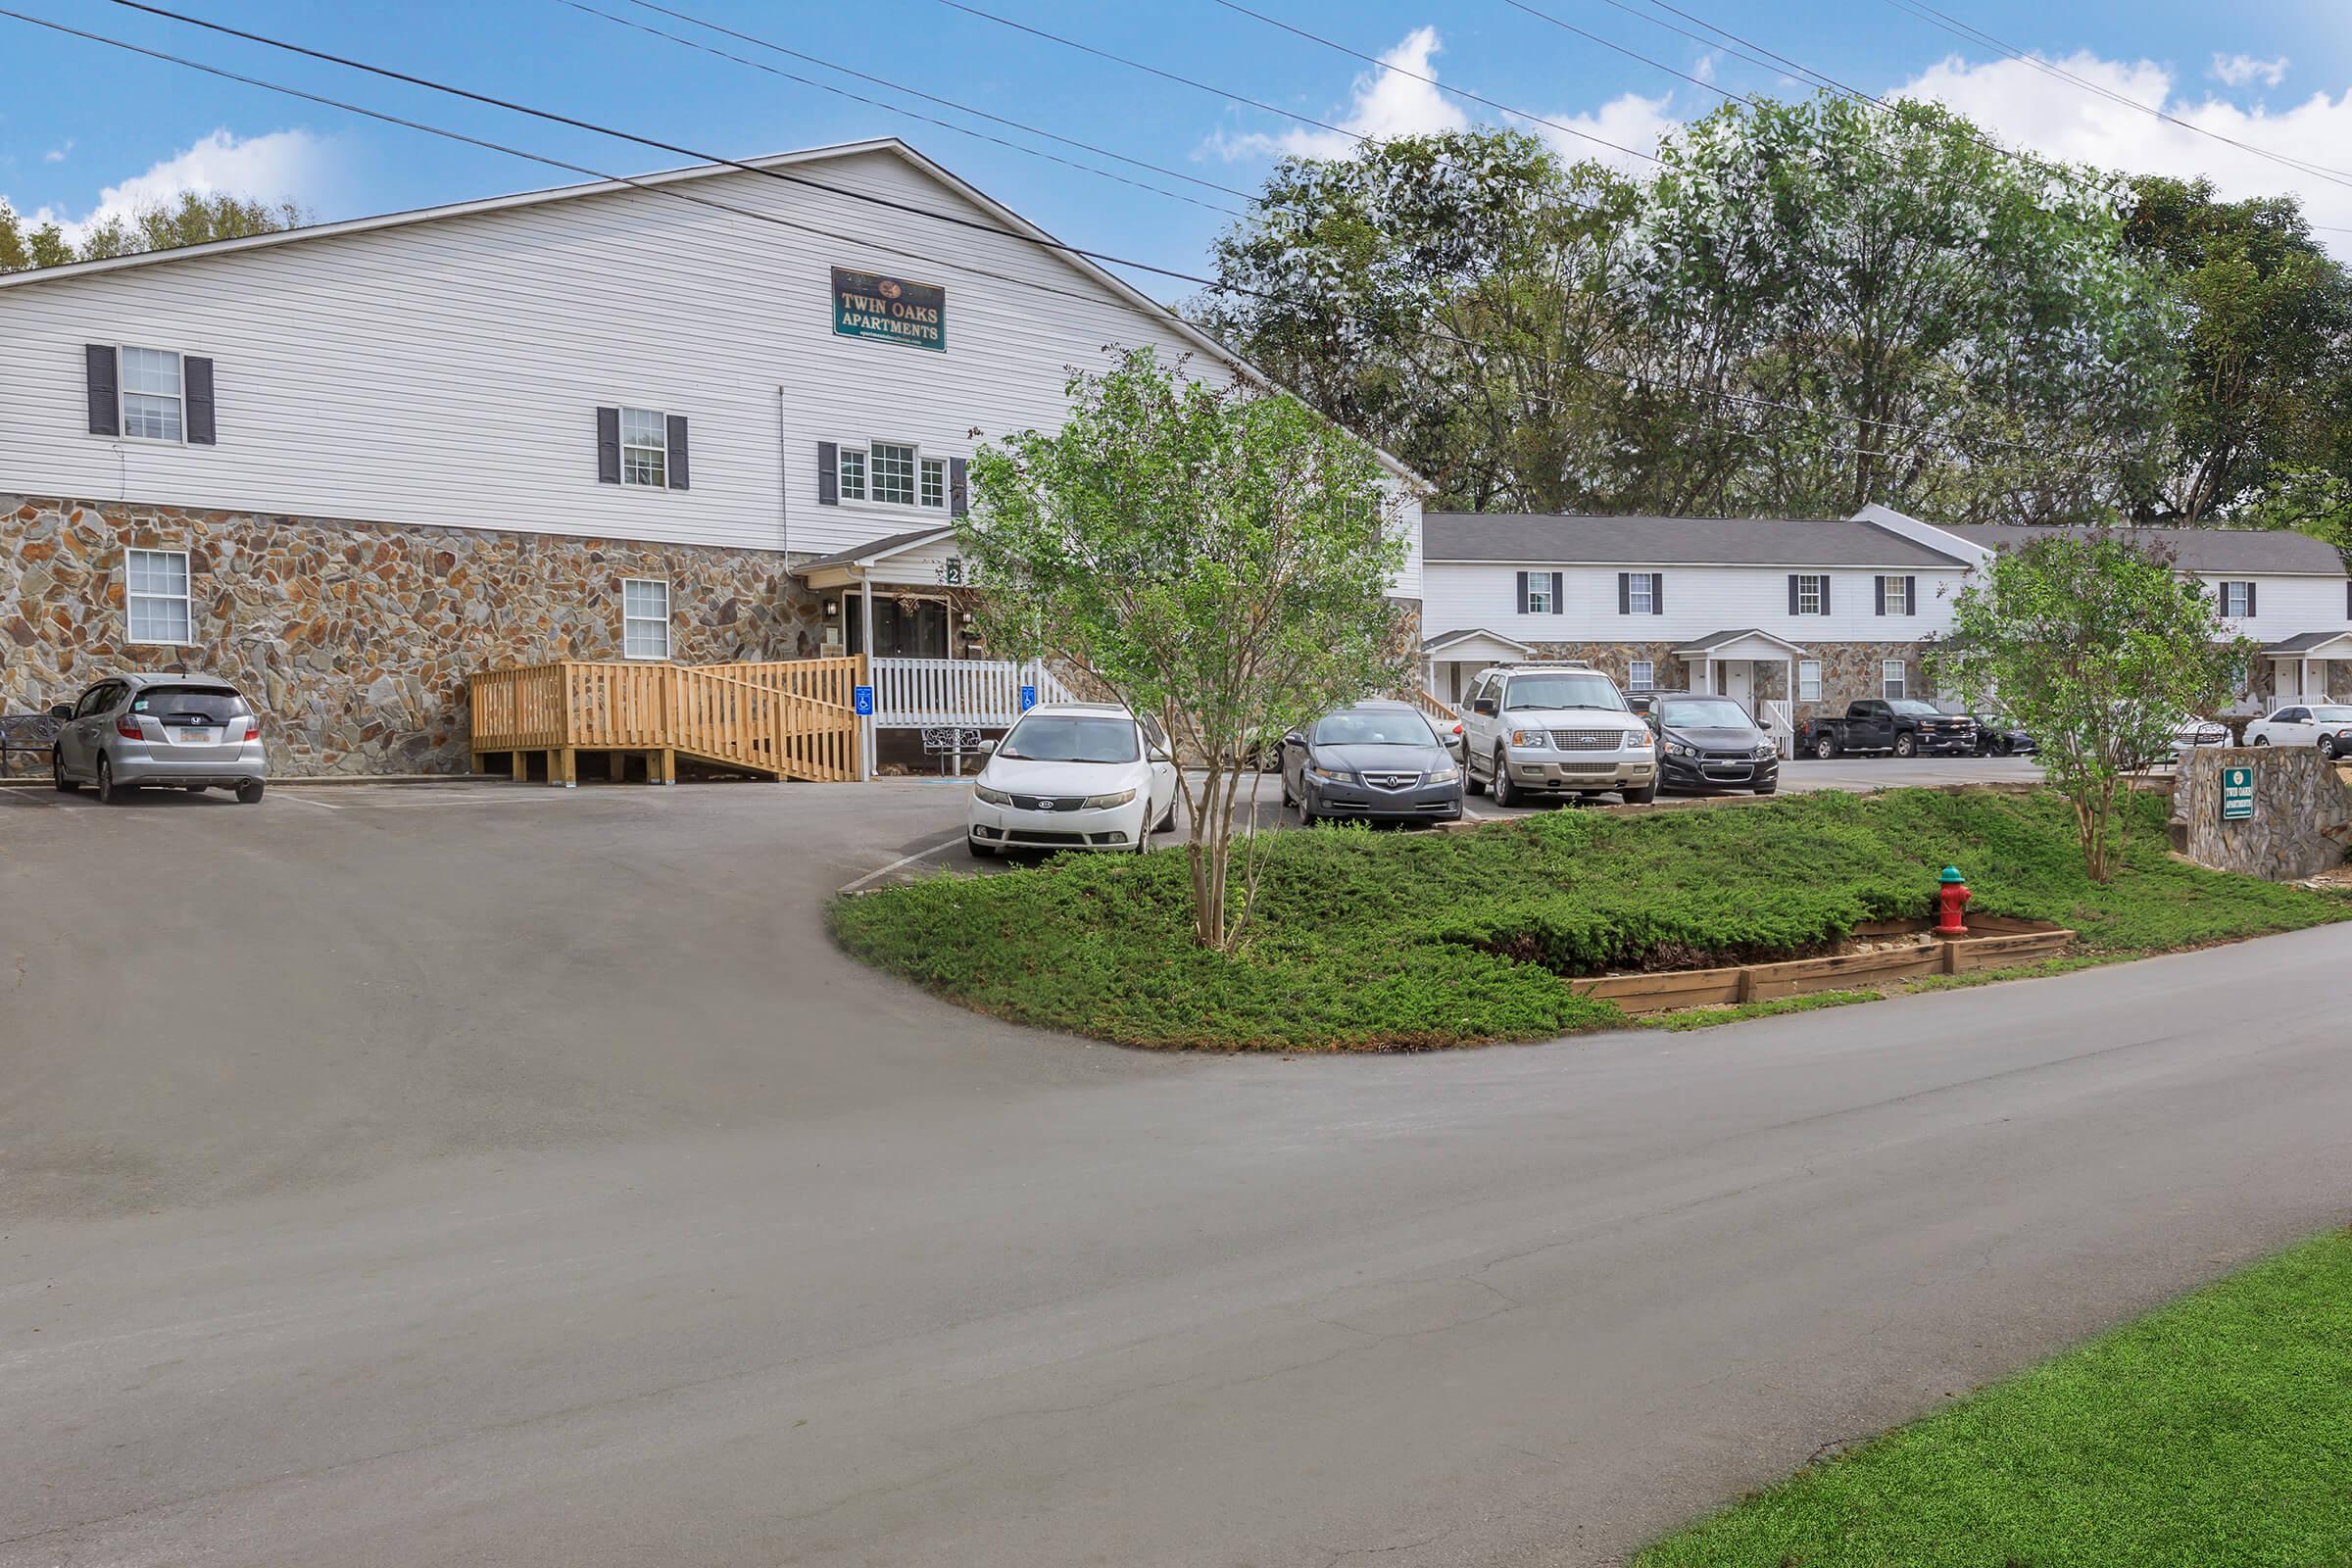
[1423,627,1537,704]
[1672,628,1810,753]
[2265,631,2352,706]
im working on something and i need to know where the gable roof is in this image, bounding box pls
[795,526,959,574]
[1934,524,2349,576]
[1424,513,1967,569]
[0,136,1426,488]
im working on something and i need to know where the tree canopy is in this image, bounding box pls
[1,191,307,275]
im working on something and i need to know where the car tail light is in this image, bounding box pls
[242,721,260,741]
[115,715,144,739]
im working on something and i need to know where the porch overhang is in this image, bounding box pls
[1670,627,1813,662]
[795,526,963,592]
[1423,627,1536,664]
[2266,631,2352,661]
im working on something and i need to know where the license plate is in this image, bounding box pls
[178,729,216,745]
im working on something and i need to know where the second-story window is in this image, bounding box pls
[121,347,184,441]
[620,408,667,487]
[1793,573,1830,615]
[2220,580,2255,617]
[871,442,917,506]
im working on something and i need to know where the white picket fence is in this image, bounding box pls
[1762,698,1795,755]
[868,657,1075,727]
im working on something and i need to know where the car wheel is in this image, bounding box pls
[52,748,79,793]
[1812,734,1838,760]
[2252,736,2270,747]
[1623,782,1656,806]
[1892,733,1918,759]
[1464,755,1488,797]
[96,755,124,805]
[1492,751,1523,808]
[967,834,998,858]
[236,779,266,805]
[2321,736,2340,760]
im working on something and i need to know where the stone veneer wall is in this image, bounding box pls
[2168,746,2352,881]
[1511,639,1927,717]
[2,494,823,775]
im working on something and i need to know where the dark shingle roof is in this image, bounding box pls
[1424,513,1966,568]
[1937,524,2350,576]
[794,525,956,573]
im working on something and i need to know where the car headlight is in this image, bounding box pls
[1306,764,1351,784]
[973,784,1011,807]
[1082,789,1136,808]
[1508,729,1549,748]
[1622,733,1651,751]
[1426,766,1459,785]
[1666,739,1697,758]
[1755,743,1778,760]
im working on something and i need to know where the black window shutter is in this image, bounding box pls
[1874,575,1886,615]
[1788,574,1800,615]
[1820,576,1833,614]
[1618,572,1631,614]
[1549,571,1565,614]
[664,415,689,490]
[85,345,119,436]
[183,356,217,445]
[595,407,620,484]
[1515,569,1529,613]
[2246,581,2257,617]
[1905,575,1917,615]
[817,441,839,506]
[949,456,969,516]
[1651,573,1664,615]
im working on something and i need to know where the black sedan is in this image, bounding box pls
[1647,692,1781,796]
[1972,713,2036,756]
[1279,701,1465,824]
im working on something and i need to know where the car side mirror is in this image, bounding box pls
[978,737,998,754]
[47,703,74,719]
[1472,698,1497,716]
[1283,731,1304,746]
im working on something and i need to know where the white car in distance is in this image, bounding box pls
[2244,703,2352,760]
[967,703,1180,858]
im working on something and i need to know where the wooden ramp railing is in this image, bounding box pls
[469,659,860,784]
[1402,687,1457,723]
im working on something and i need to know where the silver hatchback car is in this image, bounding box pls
[51,672,268,804]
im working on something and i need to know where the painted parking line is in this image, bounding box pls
[841,833,970,893]
[272,792,344,810]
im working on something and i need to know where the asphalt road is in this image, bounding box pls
[2,776,2342,1568]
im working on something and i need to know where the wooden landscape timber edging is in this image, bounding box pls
[1567,924,2077,1016]
[468,658,862,784]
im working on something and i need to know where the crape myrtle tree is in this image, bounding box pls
[956,347,1408,952]
[1928,535,2254,883]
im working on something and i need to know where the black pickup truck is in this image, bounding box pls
[1798,699,1977,760]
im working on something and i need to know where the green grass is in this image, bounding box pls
[1636,1230,2352,1568]
[1641,989,1885,1031]
[830,787,2345,1051]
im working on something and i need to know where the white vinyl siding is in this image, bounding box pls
[619,407,667,487]
[119,346,184,442]
[124,548,192,644]
[621,577,670,659]
[1882,659,1907,701]
[1797,660,1822,702]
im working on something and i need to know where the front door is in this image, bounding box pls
[1722,661,1753,716]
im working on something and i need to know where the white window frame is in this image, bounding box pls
[1628,572,1655,615]
[1882,659,1908,701]
[118,345,186,444]
[1795,574,1829,616]
[618,406,667,489]
[1797,659,1823,702]
[621,577,671,661]
[1626,659,1655,693]
[2220,580,2253,618]
[1881,575,1911,615]
[835,439,953,512]
[1523,570,1555,615]
[124,547,192,646]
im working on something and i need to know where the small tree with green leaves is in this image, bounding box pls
[958,347,1408,950]
[1929,534,2254,882]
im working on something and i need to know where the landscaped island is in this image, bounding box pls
[829,788,2347,1051]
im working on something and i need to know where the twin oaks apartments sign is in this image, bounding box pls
[832,268,947,352]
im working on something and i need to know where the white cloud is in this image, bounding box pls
[1533,91,1678,176]
[17,127,336,245]
[1207,25,1468,161]
[1890,51,2352,257]
[2211,53,2288,90]
[43,140,73,165]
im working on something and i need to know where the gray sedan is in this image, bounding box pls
[1278,701,1464,824]
[51,672,268,804]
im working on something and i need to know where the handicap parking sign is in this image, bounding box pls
[1018,684,1037,712]
[853,685,874,716]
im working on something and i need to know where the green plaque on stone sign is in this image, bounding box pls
[832,268,946,352]
[2221,765,2254,822]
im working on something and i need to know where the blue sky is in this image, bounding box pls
[6,0,2351,295]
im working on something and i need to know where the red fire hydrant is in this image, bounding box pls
[1935,865,1973,937]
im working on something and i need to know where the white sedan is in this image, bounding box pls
[2245,703,2352,760]
[966,703,1180,858]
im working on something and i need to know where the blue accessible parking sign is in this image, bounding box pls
[853,685,874,716]
[1019,684,1037,712]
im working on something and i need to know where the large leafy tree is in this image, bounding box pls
[1929,536,2254,883]
[958,348,1408,950]
[2122,175,2352,523]
[1,191,306,274]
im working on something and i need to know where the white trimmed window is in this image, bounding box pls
[1627,659,1655,692]
[125,548,191,645]
[1795,574,1829,615]
[1798,660,1823,702]
[1524,571,1555,614]
[120,346,184,442]
[1627,572,1655,614]
[837,445,867,502]
[871,442,916,506]
[1881,575,1911,615]
[921,457,947,510]
[619,407,667,487]
[621,578,671,660]
[837,442,952,510]
[1882,659,1908,701]
[2220,580,2254,617]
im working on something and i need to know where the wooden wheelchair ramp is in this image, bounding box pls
[469,659,860,783]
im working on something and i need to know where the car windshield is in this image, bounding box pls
[1502,673,1624,712]
[1888,700,1939,717]
[2311,706,2352,722]
[1312,710,1436,747]
[1659,698,1752,729]
[997,714,1139,763]
[128,685,245,723]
